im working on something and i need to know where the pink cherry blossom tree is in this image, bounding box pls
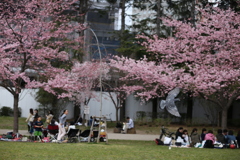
[0,0,84,133]
[45,60,112,124]
[111,8,240,129]
[45,61,110,104]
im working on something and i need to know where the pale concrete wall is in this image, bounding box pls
[125,94,153,121]
[0,87,40,118]
[0,88,117,120]
[81,92,118,121]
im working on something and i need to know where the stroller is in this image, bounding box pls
[67,129,80,143]
[78,130,99,142]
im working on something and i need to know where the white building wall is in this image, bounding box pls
[125,94,152,120]
[82,92,118,121]
[192,98,219,124]
[0,88,118,121]
[0,87,40,118]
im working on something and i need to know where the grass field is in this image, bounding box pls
[0,116,28,130]
[0,140,240,160]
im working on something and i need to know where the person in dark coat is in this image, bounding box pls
[216,129,226,144]
[190,128,200,147]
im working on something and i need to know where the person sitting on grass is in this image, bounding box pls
[175,127,185,141]
[201,128,207,142]
[182,130,190,147]
[226,130,236,144]
[190,128,200,147]
[223,129,228,144]
[204,130,216,148]
[34,116,43,142]
[216,129,225,144]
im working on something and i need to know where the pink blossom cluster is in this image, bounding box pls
[44,61,110,104]
[111,8,240,103]
[0,0,84,93]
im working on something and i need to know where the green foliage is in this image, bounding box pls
[116,30,148,59]
[35,88,69,118]
[0,107,13,116]
[0,107,21,117]
[35,88,59,107]
[136,111,146,121]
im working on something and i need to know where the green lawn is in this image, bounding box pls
[0,140,239,160]
[0,116,28,130]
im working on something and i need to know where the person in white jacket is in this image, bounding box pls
[122,117,134,134]
[25,108,34,134]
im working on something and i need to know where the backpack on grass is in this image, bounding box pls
[155,138,164,145]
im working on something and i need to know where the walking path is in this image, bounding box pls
[0,129,159,141]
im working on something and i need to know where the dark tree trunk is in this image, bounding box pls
[152,98,158,121]
[13,93,19,133]
[191,0,196,27]
[186,94,193,120]
[116,107,119,123]
[156,0,162,36]
[221,107,228,129]
[121,0,126,34]
[79,0,88,25]
[198,91,237,129]
[120,99,125,121]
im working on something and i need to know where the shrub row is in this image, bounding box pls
[0,106,21,117]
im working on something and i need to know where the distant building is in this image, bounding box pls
[83,0,121,61]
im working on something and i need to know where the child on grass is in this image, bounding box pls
[34,116,43,142]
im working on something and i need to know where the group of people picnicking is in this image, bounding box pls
[25,109,239,147]
[25,108,73,143]
[174,127,240,148]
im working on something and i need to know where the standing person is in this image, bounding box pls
[57,109,68,143]
[88,116,93,127]
[33,109,39,122]
[46,110,54,125]
[25,108,34,134]
[34,116,44,142]
[201,128,207,142]
[190,128,200,147]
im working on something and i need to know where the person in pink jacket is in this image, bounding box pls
[204,130,216,144]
